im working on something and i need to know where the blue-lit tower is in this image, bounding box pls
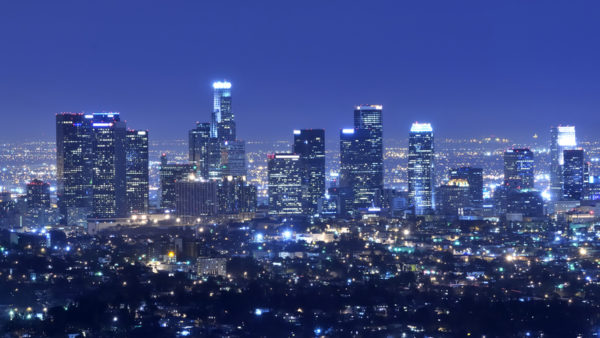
[408,122,435,215]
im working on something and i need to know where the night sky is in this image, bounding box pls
[1,1,599,142]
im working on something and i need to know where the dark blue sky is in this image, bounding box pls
[1,1,599,142]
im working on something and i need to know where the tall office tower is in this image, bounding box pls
[175,178,218,216]
[26,179,51,209]
[217,175,257,215]
[189,122,211,178]
[339,128,372,215]
[56,113,93,225]
[90,113,127,218]
[550,126,577,200]
[353,105,384,206]
[562,149,585,200]
[126,130,149,214]
[408,122,435,215]
[437,179,471,216]
[449,167,483,208]
[211,81,235,141]
[293,129,325,215]
[160,162,194,211]
[338,105,384,215]
[503,148,535,191]
[220,140,247,177]
[267,153,303,216]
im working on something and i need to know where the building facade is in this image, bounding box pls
[408,122,435,215]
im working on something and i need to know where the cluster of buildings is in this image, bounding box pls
[0,81,596,231]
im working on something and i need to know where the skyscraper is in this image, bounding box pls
[126,130,149,214]
[175,178,219,216]
[189,122,211,179]
[220,140,247,177]
[437,179,470,216]
[339,105,384,215]
[550,126,577,200]
[56,113,93,225]
[26,179,51,209]
[563,149,585,200]
[408,122,435,215]
[201,81,246,180]
[293,129,325,215]
[267,153,303,216]
[90,113,127,218]
[217,176,257,215]
[211,81,235,141]
[160,157,194,211]
[449,167,483,208]
[503,148,534,191]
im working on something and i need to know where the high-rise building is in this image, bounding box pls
[408,122,435,215]
[220,140,247,177]
[449,167,483,208]
[293,129,325,215]
[550,126,577,200]
[563,149,585,200]
[506,190,544,218]
[90,113,127,219]
[267,153,303,216]
[339,105,384,216]
[201,81,246,180]
[211,81,235,141]
[217,175,257,215]
[437,179,471,216]
[189,122,211,179]
[175,178,218,216]
[126,130,149,214]
[159,155,194,211]
[503,148,534,191]
[26,179,51,209]
[56,113,93,224]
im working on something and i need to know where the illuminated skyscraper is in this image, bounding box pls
[437,179,470,216]
[293,129,325,215]
[449,167,483,208]
[217,176,257,215]
[189,122,211,178]
[503,148,534,191]
[550,126,577,200]
[126,130,149,214]
[268,153,303,216]
[339,105,384,215]
[56,113,93,225]
[90,113,127,219]
[408,122,434,215]
[563,149,585,200]
[211,81,235,141]
[159,157,194,211]
[202,81,246,180]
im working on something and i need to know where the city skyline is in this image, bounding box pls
[1,2,600,142]
[1,2,600,336]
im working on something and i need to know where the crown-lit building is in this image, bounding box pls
[550,126,577,200]
[408,122,435,215]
